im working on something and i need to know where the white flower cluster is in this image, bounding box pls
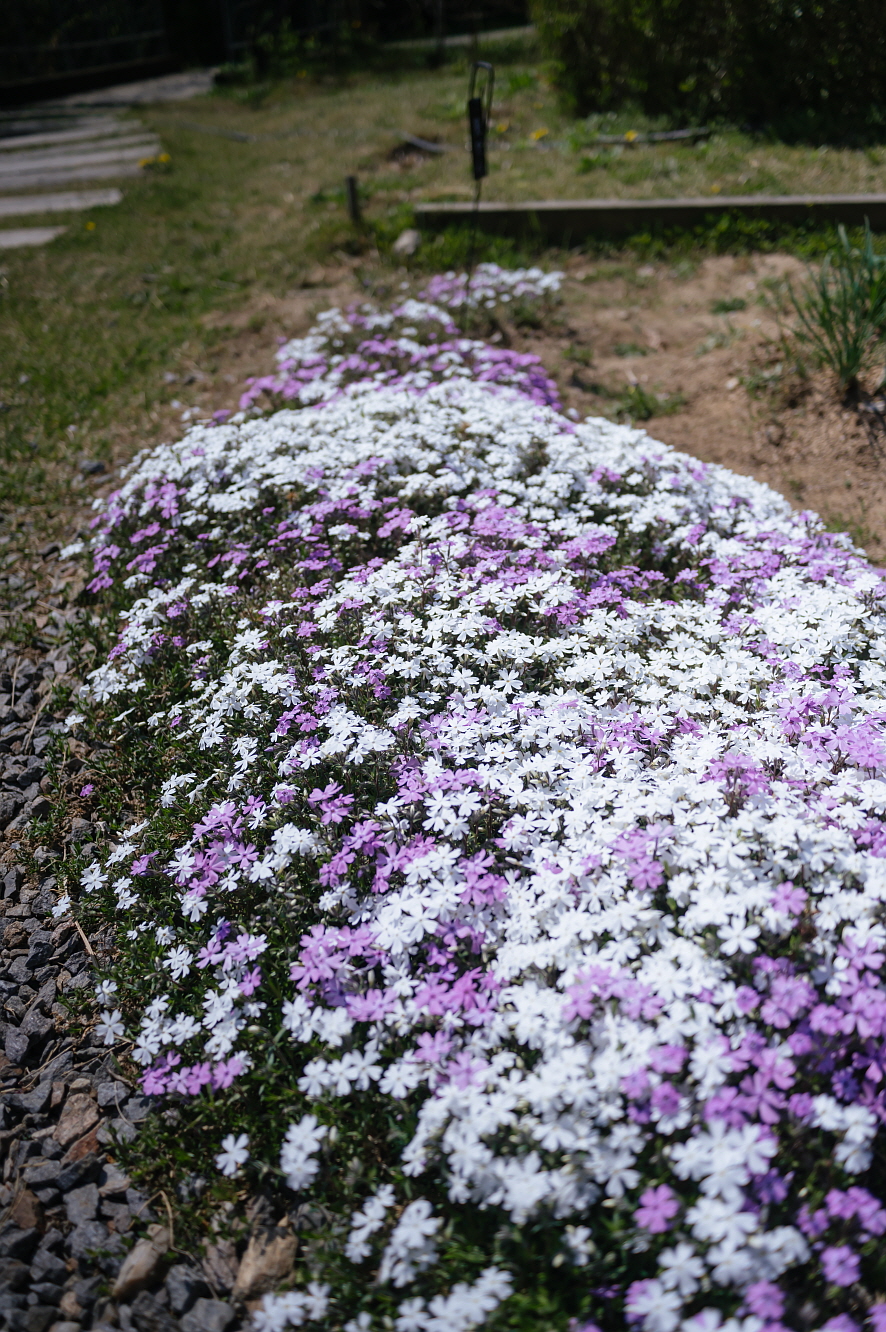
[73,312,886,1330]
[280,1114,326,1190]
[419,263,563,309]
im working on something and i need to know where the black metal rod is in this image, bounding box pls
[345,175,361,226]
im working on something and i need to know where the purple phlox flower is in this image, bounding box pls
[760,975,817,1028]
[820,1317,860,1332]
[649,1044,687,1074]
[223,932,267,966]
[197,937,224,969]
[745,1281,784,1320]
[415,1031,453,1063]
[770,880,807,915]
[192,801,240,839]
[650,1082,682,1119]
[308,780,355,824]
[869,1305,886,1332]
[821,1244,860,1286]
[239,966,262,996]
[79,783,95,798]
[130,852,157,876]
[345,988,397,1022]
[443,1050,488,1089]
[634,1185,679,1234]
[754,1169,792,1204]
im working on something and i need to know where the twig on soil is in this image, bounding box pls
[74,919,96,957]
[22,694,50,752]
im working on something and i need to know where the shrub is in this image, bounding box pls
[530,0,886,136]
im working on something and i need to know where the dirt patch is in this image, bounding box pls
[509,251,886,557]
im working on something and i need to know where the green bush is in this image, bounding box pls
[529,0,886,138]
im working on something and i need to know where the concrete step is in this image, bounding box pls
[0,161,145,192]
[0,135,159,174]
[0,119,133,152]
[0,226,66,249]
[0,188,123,218]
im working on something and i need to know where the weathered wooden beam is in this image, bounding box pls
[415,194,886,240]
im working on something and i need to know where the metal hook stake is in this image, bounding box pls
[464,60,495,329]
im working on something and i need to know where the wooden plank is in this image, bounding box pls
[0,162,144,192]
[415,194,886,239]
[0,188,123,217]
[0,119,130,152]
[0,136,158,174]
[0,226,66,249]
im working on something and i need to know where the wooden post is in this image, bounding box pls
[345,175,361,226]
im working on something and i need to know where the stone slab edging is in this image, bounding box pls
[415,193,886,239]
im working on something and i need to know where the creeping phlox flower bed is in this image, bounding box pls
[64,261,886,1332]
[238,267,563,417]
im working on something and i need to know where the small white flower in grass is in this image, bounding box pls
[344,1316,373,1332]
[95,979,118,1006]
[95,1009,125,1046]
[717,921,760,955]
[395,1299,428,1332]
[215,1132,249,1177]
[563,1224,595,1266]
[51,895,71,919]
[625,1278,682,1332]
[80,862,106,893]
[163,946,194,980]
[659,1241,704,1296]
[280,1114,326,1190]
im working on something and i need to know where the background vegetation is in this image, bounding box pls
[530,0,886,142]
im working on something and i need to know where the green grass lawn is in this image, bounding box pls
[3,40,886,534]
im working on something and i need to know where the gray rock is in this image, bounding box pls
[165,1263,209,1315]
[9,1083,50,1114]
[97,1081,128,1110]
[67,1219,110,1259]
[130,1288,179,1332]
[3,866,23,897]
[0,1257,29,1288]
[5,1027,29,1065]
[20,1007,53,1042]
[21,1159,61,1188]
[181,1298,235,1332]
[28,1248,66,1284]
[21,1306,56,1332]
[0,1229,37,1261]
[26,932,53,970]
[65,1183,98,1225]
[123,1095,152,1123]
[28,1281,63,1305]
[102,1201,132,1233]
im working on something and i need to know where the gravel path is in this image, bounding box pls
[0,579,249,1329]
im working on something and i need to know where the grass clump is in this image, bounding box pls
[788,222,886,394]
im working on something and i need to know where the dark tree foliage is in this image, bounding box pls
[530,0,886,141]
